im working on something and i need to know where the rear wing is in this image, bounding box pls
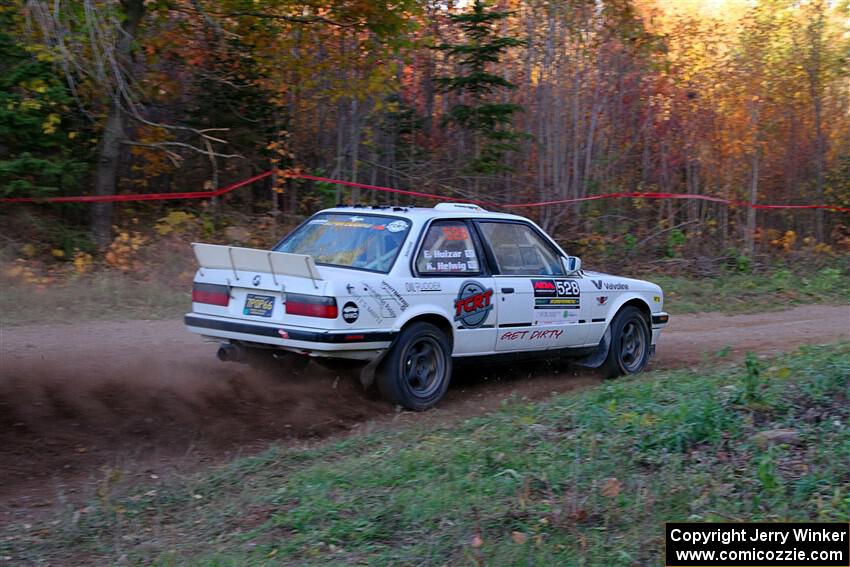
[191,243,323,286]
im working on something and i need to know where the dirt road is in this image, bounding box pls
[1,304,847,523]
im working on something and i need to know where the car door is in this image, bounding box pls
[413,219,497,355]
[475,220,590,352]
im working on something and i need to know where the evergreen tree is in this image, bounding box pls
[436,0,525,177]
[0,10,88,198]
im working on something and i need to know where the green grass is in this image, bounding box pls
[4,343,848,565]
[653,265,850,314]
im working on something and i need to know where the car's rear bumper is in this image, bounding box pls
[184,313,396,358]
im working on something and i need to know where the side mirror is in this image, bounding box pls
[565,256,581,274]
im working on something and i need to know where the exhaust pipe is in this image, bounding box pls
[217,344,246,363]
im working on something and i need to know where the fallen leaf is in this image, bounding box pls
[511,531,528,544]
[600,477,621,498]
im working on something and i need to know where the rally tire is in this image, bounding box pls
[600,306,650,379]
[377,322,452,411]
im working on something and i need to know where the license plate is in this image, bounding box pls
[243,294,275,317]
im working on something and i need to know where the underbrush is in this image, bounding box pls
[3,343,848,565]
[0,252,850,324]
[2,202,848,325]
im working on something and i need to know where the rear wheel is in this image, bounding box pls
[377,322,452,411]
[600,306,650,379]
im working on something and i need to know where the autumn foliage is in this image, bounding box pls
[2,0,849,264]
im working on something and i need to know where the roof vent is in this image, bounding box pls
[434,202,486,212]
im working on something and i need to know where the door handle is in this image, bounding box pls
[501,287,515,294]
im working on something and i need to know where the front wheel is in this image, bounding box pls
[600,306,650,379]
[377,322,452,411]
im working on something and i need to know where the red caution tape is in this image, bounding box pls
[2,170,849,213]
[0,171,273,204]
[502,192,850,212]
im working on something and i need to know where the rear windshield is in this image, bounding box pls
[275,213,411,273]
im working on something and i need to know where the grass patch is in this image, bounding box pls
[0,272,189,325]
[652,265,850,314]
[1,263,847,326]
[4,343,848,565]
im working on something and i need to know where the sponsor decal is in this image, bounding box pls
[386,220,407,233]
[364,283,396,318]
[500,329,564,341]
[533,279,580,297]
[453,280,494,329]
[405,281,442,292]
[327,220,372,229]
[349,216,364,222]
[441,225,470,241]
[308,218,328,225]
[533,279,581,311]
[533,308,579,326]
[591,279,629,291]
[342,301,359,324]
[597,295,608,305]
[252,274,262,287]
[380,281,410,312]
[535,297,578,307]
[653,295,661,303]
[532,279,557,296]
[348,282,397,324]
[278,329,289,339]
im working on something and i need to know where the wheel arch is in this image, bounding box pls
[616,297,652,326]
[398,313,454,349]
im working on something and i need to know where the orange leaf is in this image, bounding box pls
[511,531,528,544]
[600,477,621,498]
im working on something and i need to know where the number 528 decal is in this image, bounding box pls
[532,279,579,298]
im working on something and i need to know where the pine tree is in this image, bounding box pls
[0,10,88,198]
[436,0,525,178]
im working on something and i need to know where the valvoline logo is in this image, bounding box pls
[454,281,494,329]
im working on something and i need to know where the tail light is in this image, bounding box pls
[192,283,230,306]
[285,293,338,319]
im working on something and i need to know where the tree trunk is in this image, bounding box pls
[91,0,145,248]
[92,104,123,248]
[745,147,759,258]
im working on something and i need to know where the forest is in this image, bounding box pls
[2,0,849,266]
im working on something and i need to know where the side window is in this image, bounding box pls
[478,222,565,276]
[416,220,481,275]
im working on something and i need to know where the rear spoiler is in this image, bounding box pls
[192,243,323,287]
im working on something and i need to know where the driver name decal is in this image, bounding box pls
[454,280,494,329]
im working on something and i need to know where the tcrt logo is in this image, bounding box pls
[453,281,494,329]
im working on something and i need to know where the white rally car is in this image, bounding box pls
[185,203,669,410]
